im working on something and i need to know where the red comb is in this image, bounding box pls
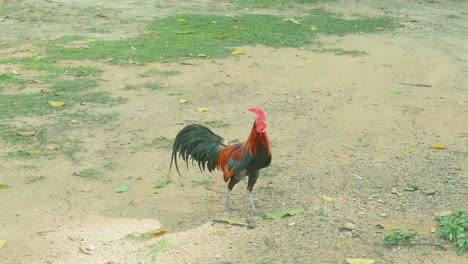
[248,106,267,119]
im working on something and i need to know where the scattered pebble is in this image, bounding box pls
[343,222,357,230]
[424,189,437,195]
[288,222,296,227]
[212,253,222,259]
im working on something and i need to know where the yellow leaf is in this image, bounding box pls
[310,25,318,31]
[0,240,5,249]
[231,50,244,56]
[131,46,137,51]
[71,120,80,125]
[176,18,186,23]
[430,143,446,149]
[284,18,301,24]
[197,107,209,112]
[346,258,375,264]
[48,101,65,108]
[433,210,453,217]
[12,69,20,75]
[323,196,334,203]
[16,131,35,137]
[179,99,188,104]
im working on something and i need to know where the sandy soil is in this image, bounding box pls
[0,0,467,263]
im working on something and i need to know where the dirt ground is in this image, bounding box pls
[0,0,467,263]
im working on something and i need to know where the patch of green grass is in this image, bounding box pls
[24,175,45,183]
[382,232,418,247]
[74,168,102,180]
[144,82,164,90]
[147,239,174,261]
[53,78,98,92]
[45,12,394,63]
[436,211,467,254]
[257,259,273,264]
[123,84,138,90]
[0,73,26,89]
[138,68,181,77]
[5,149,43,159]
[0,92,125,119]
[61,139,81,162]
[237,0,331,8]
[102,161,118,171]
[17,57,101,77]
[317,48,368,56]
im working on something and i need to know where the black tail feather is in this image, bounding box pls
[170,124,225,175]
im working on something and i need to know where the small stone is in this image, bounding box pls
[343,222,356,230]
[288,222,296,227]
[379,213,387,217]
[424,189,437,195]
[212,254,222,259]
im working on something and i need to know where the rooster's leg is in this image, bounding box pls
[247,170,261,216]
[225,188,237,211]
[226,177,241,212]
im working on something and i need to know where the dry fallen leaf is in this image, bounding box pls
[48,101,65,108]
[430,143,446,149]
[16,131,35,137]
[231,50,244,56]
[262,3,269,8]
[197,107,209,112]
[147,33,157,38]
[95,11,106,17]
[323,196,334,203]
[12,69,20,75]
[80,188,93,193]
[0,240,5,249]
[217,34,226,40]
[433,210,453,217]
[44,144,58,150]
[179,99,188,104]
[71,120,80,125]
[310,25,318,31]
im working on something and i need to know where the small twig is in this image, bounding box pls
[37,230,55,235]
[401,242,448,249]
[398,82,432,87]
[340,145,355,151]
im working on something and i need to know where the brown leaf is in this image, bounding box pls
[44,144,58,150]
[147,33,158,38]
[217,34,226,40]
[95,11,106,18]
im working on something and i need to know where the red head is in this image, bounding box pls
[248,106,267,133]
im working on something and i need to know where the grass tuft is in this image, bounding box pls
[45,12,394,64]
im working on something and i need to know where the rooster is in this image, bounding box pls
[170,106,271,215]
